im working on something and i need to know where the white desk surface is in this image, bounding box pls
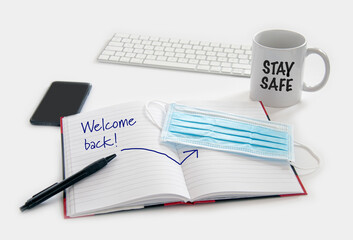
[1,1,352,239]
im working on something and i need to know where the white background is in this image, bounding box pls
[1,0,352,239]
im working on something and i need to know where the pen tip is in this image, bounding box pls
[105,154,117,163]
[20,205,28,212]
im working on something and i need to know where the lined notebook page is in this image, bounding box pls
[176,101,304,201]
[62,102,189,217]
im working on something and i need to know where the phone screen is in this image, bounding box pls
[30,81,91,126]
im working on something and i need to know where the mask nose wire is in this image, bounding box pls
[145,100,168,130]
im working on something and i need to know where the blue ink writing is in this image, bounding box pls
[81,117,136,134]
[121,148,198,165]
[81,117,136,151]
[85,133,118,150]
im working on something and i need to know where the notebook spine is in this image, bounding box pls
[60,117,70,219]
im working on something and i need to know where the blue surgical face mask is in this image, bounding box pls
[147,102,294,162]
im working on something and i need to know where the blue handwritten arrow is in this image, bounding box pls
[180,149,198,165]
[120,148,198,165]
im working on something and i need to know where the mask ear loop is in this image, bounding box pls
[291,141,321,175]
[145,100,168,130]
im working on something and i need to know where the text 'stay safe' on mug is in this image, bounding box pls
[250,29,330,107]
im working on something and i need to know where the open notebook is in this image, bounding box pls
[61,101,306,218]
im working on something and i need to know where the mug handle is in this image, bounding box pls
[302,48,330,92]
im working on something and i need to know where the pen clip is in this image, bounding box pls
[32,182,59,198]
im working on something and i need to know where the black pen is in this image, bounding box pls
[20,154,117,212]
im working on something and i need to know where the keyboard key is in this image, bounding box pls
[192,45,203,50]
[142,40,152,45]
[175,53,185,58]
[197,65,210,71]
[224,48,234,53]
[231,44,241,49]
[109,56,120,61]
[206,51,216,56]
[144,45,154,50]
[185,49,195,54]
[154,46,164,51]
[115,52,125,57]
[196,50,206,55]
[241,45,251,50]
[121,38,132,43]
[186,54,196,59]
[172,43,182,48]
[169,38,179,43]
[136,54,147,59]
[196,55,206,60]
[175,48,185,53]
[207,56,217,61]
[216,52,227,57]
[125,53,136,58]
[221,67,232,73]
[120,57,130,62]
[134,44,144,49]
[233,63,251,69]
[182,44,192,49]
[144,59,196,70]
[105,46,123,51]
[139,35,149,40]
[102,50,115,56]
[165,47,175,52]
[133,48,144,54]
[234,49,244,54]
[157,56,167,61]
[123,48,133,53]
[232,68,243,74]
[221,62,231,67]
[210,66,221,72]
[188,59,199,64]
[132,39,141,44]
[152,41,162,46]
[162,42,172,47]
[160,37,169,42]
[239,59,250,64]
[180,39,190,44]
[154,51,164,56]
[210,42,220,47]
[167,57,177,62]
[165,52,175,57]
[130,58,143,64]
[238,54,248,59]
[178,58,188,63]
[98,55,109,60]
[200,41,210,46]
[109,42,124,47]
[146,55,157,60]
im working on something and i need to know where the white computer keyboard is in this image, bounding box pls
[98,33,252,77]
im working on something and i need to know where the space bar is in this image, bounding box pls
[143,59,196,70]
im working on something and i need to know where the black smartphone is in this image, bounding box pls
[30,81,91,126]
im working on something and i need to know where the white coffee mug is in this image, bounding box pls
[250,29,330,107]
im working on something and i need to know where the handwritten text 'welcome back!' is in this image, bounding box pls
[80,117,136,151]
